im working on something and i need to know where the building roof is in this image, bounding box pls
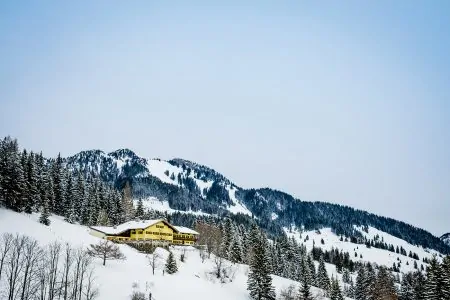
[91,219,165,235]
[90,219,199,235]
[173,226,199,235]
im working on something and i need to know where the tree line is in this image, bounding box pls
[0,136,135,227]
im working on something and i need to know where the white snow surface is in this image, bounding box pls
[226,185,252,216]
[284,225,442,273]
[0,208,345,300]
[136,197,210,217]
[91,219,164,235]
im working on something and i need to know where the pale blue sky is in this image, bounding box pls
[1,1,449,236]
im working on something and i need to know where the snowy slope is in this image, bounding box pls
[0,208,345,300]
[284,225,441,274]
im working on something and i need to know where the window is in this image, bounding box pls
[146,231,151,234]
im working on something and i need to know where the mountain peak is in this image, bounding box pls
[441,233,450,246]
[108,148,139,160]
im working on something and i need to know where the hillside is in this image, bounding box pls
[442,233,450,247]
[64,148,450,254]
[0,208,341,300]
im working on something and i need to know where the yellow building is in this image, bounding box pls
[89,219,199,245]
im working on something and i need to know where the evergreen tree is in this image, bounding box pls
[307,253,316,286]
[97,209,110,226]
[220,218,233,259]
[330,277,344,300]
[247,227,276,300]
[1,138,27,211]
[373,266,397,300]
[74,172,86,222]
[413,270,426,300]
[136,198,144,219]
[424,256,443,300]
[355,266,367,300]
[317,256,331,292]
[400,272,416,300]
[122,181,135,221]
[52,153,65,214]
[25,151,40,213]
[442,255,450,299]
[298,268,313,300]
[64,173,76,223]
[39,187,51,226]
[165,251,178,274]
[230,232,243,263]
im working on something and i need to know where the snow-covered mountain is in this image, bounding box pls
[0,208,344,300]
[441,233,450,246]
[64,149,450,256]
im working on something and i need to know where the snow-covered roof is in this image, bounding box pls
[90,220,199,235]
[90,219,165,235]
[173,226,199,235]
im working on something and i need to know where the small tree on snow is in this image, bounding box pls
[87,240,126,266]
[165,251,178,274]
[148,251,162,275]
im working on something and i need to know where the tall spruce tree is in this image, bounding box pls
[355,266,367,300]
[442,255,450,299]
[330,277,344,300]
[52,153,65,214]
[64,172,76,223]
[122,181,135,221]
[25,151,40,213]
[247,226,276,300]
[135,198,144,219]
[424,256,443,300]
[317,255,331,293]
[74,172,85,222]
[165,251,178,274]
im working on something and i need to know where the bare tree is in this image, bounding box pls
[199,248,207,263]
[195,222,222,258]
[87,240,126,266]
[0,233,13,281]
[6,234,27,300]
[61,243,73,300]
[147,252,162,275]
[19,238,41,300]
[47,241,62,300]
[279,284,297,300]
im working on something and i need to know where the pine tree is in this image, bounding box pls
[373,266,397,300]
[442,255,450,299]
[52,153,65,214]
[39,188,51,226]
[230,233,243,263]
[136,198,144,219]
[400,272,415,300]
[25,151,40,213]
[97,209,110,226]
[355,266,367,300]
[424,255,443,300]
[307,253,316,286]
[247,227,276,300]
[330,277,344,300]
[165,251,178,274]
[317,255,331,292]
[298,268,313,300]
[122,181,135,221]
[220,218,233,259]
[74,172,85,222]
[2,138,27,211]
[64,173,76,223]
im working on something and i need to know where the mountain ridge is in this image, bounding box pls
[63,148,450,254]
